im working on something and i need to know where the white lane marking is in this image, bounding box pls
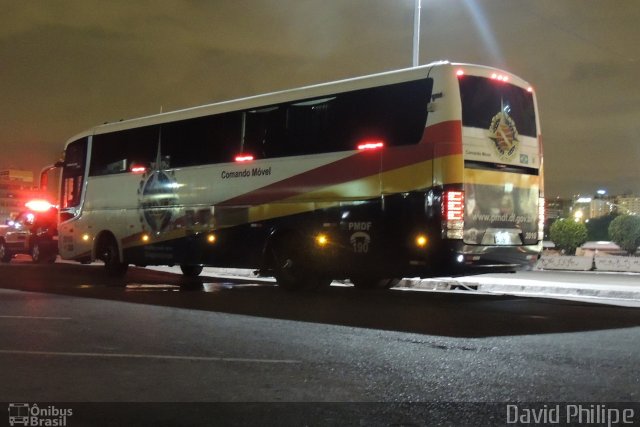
[0,349,300,364]
[0,316,72,320]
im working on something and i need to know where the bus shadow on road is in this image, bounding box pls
[2,263,639,338]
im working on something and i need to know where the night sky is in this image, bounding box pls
[1,0,639,197]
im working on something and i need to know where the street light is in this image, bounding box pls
[413,0,421,67]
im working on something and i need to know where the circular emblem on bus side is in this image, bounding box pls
[138,169,179,233]
[488,107,519,161]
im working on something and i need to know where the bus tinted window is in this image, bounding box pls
[459,76,537,137]
[88,78,433,174]
[161,113,241,167]
[237,78,432,159]
[243,107,284,159]
[285,78,432,155]
[90,126,159,176]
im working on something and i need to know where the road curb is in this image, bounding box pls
[174,266,640,302]
[402,276,640,301]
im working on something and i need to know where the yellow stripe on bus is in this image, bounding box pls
[464,168,540,189]
[246,154,464,224]
[124,154,469,246]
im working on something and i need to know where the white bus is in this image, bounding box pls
[56,61,544,290]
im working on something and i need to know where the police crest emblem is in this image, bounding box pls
[488,101,519,161]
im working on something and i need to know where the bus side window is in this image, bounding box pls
[91,126,157,176]
[161,113,241,167]
[286,97,335,156]
[242,107,282,159]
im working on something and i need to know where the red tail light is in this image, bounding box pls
[444,191,464,221]
[443,190,464,239]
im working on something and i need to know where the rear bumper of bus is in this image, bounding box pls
[426,241,542,277]
[312,237,541,280]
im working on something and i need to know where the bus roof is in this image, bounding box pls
[65,61,531,144]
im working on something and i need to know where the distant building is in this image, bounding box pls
[615,196,640,215]
[590,198,611,218]
[0,169,33,183]
[0,169,39,222]
[545,197,572,220]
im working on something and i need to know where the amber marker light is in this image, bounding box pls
[207,233,217,244]
[82,234,90,242]
[315,233,329,247]
[141,234,150,242]
[415,234,428,248]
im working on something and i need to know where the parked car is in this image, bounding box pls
[0,201,58,263]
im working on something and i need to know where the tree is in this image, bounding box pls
[608,215,640,255]
[586,213,619,241]
[549,219,587,255]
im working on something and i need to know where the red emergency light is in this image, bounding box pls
[25,199,54,212]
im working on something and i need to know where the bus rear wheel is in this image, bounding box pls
[99,236,128,277]
[271,235,331,291]
[351,277,400,290]
[180,265,203,277]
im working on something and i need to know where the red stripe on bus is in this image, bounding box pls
[219,120,462,206]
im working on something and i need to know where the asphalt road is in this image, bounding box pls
[0,261,639,425]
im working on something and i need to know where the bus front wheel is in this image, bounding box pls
[99,236,128,277]
[180,265,203,277]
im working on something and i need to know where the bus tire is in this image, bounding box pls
[351,277,400,290]
[271,234,330,291]
[180,265,203,277]
[99,235,129,278]
[0,241,12,263]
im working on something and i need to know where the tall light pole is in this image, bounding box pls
[412,0,421,67]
